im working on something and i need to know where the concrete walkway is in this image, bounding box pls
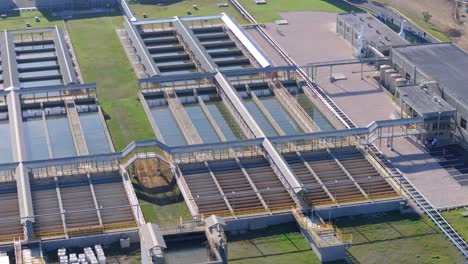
[245,11,468,209]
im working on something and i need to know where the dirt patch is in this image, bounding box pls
[372,0,468,50]
[134,158,175,191]
[447,28,462,38]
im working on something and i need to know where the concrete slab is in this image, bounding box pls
[246,11,468,209]
[244,27,287,66]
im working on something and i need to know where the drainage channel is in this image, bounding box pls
[15,41,64,89]
[21,102,111,160]
[228,0,468,257]
[235,81,327,137]
[78,110,112,155]
[192,26,254,71]
[285,85,335,132]
[144,90,246,146]
[140,29,198,75]
[0,117,13,163]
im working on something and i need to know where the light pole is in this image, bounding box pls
[437,111,441,140]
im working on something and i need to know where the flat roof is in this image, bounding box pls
[398,85,455,117]
[392,43,468,105]
[338,12,407,47]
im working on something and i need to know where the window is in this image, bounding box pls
[355,33,359,39]
[346,27,350,33]
[461,118,467,130]
[339,21,343,26]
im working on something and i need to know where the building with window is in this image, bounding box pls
[390,42,468,144]
[34,0,117,11]
[0,0,14,10]
[336,12,407,56]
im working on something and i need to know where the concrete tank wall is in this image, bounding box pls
[225,213,294,233]
[315,199,403,219]
[41,231,139,252]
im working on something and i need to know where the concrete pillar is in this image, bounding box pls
[23,220,34,241]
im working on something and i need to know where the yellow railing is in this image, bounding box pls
[368,191,400,201]
[67,225,104,237]
[201,205,297,220]
[310,199,336,207]
[269,204,296,212]
[201,210,233,220]
[66,221,138,237]
[335,195,368,205]
[0,235,24,244]
[34,230,66,239]
[334,226,353,244]
[233,207,268,217]
[293,209,353,247]
[103,221,138,231]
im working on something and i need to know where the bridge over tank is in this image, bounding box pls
[0,114,422,247]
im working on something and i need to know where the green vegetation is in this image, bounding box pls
[134,170,192,227]
[422,11,432,23]
[442,209,468,241]
[0,11,63,30]
[139,196,192,227]
[213,101,245,139]
[66,14,154,151]
[385,4,450,42]
[335,211,464,263]
[128,0,247,23]
[228,223,328,264]
[237,0,362,23]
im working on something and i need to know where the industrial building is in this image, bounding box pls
[0,0,14,11]
[336,12,407,56]
[386,43,468,145]
[19,0,117,11]
[337,12,468,149]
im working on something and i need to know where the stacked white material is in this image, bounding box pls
[69,253,78,264]
[84,248,98,264]
[79,254,86,263]
[59,255,69,264]
[94,245,106,264]
[22,249,32,264]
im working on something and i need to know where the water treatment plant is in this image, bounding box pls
[0,0,468,263]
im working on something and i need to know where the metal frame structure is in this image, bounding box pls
[302,57,389,82]
[0,26,105,242]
